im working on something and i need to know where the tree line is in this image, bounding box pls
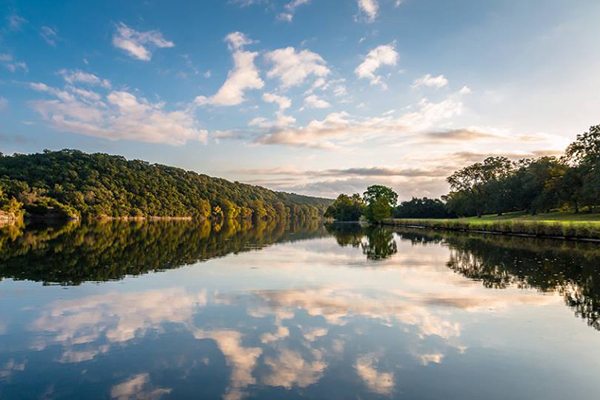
[444,125,599,217]
[326,124,600,220]
[0,149,331,222]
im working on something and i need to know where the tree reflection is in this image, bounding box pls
[361,227,398,260]
[0,219,326,285]
[394,228,600,331]
[326,223,398,260]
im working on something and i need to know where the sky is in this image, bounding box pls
[0,0,599,199]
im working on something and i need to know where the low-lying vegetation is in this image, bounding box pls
[386,217,600,240]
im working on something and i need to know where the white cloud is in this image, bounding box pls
[112,22,174,61]
[262,92,291,111]
[225,31,254,50]
[29,79,206,145]
[303,94,331,109]
[40,26,58,46]
[355,44,398,88]
[59,69,111,88]
[357,0,379,22]
[255,90,467,148]
[265,47,330,88]
[412,74,449,89]
[0,97,7,111]
[0,53,28,73]
[195,32,263,106]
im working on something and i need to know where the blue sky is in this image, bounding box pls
[1,0,599,199]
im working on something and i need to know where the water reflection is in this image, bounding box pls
[1,223,600,399]
[392,228,600,331]
[0,219,326,284]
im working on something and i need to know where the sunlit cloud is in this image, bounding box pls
[355,43,398,88]
[254,90,466,148]
[412,73,449,89]
[29,77,206,145]
[265,47,330,89]
[195,32,264,106]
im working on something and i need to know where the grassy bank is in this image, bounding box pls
[385,212,600,241]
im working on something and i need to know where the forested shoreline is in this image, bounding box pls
[326,125,600,222]
[0,149,331,222]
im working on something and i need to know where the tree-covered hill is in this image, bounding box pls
[0,149,331,220]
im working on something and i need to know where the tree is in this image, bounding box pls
[363,185,398,223]
[565,125,600,212]
[447,157,514,217]
[394,197,451,218]
[324,193,365,221]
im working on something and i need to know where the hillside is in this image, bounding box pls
[0,149,331,221]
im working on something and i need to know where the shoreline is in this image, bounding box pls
[383,218,600,242]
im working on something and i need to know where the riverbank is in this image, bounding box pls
[384,213,600,241]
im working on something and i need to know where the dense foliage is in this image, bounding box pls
[324,194,365,221]
[0,149,331,221]
[444,125,600,217]
[325,185,398,223]
[393,197,453,218]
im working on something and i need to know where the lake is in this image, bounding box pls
[1,220,599,399]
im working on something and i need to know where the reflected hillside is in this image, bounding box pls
[392,228,600,331]
[0,219,326,285]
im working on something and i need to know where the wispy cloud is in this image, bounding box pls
[40,26,58,46]
[278,0,312,22]
[59,69,111,88]
[357,0,379,22]
[7,14,26,31]
[412,74,449,89]
[0,53,28,73]
[112,22,174,61]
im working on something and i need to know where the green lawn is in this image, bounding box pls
[387,211,600,240]
[463,211,600,223]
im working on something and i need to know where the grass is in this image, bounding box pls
[463,210,600,222]
[386,211,600,241]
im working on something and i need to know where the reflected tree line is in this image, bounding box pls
[394,228,600,331]
[2,220,599,331]
[0,218,326,285]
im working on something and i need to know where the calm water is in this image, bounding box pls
[1,220,599,399]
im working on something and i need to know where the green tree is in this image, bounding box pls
[363,185,398,223]
[324,193,365,221]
